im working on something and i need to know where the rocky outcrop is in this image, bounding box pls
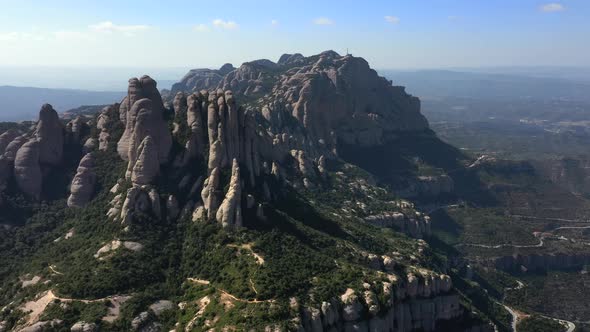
[1,134,27,162]
[130,136,160,185]
[83,138,97,153]
[95,239,143,259]
[201,167,221,220]
[67,153,96,208]
[14,139,42,199]
[117,76,171,166]
[277,53,305,66]
[96,104,118,151]
[119,186,152,224]
[216,159,242,228]
[183,92,206,163]
[365,212,432,239]
[0,129,20,156]
[66,116,87,144]
[170,63,235,95]
[17,319,63,332]
[172,92,187,115]
[294,271,460,332]
[221,51,428,153]
[35,104,64,165]
[70,321,97,332]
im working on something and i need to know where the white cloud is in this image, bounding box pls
[271,19,279,26]
[385,16,400,24]
[54,30,90,41]
[89,21,150,35]
[313,17,334,25]
[540,3,565,12]
[0,32,21,41]
[212,19,238,30]
[193,24,210,32]
[0,31,47,42]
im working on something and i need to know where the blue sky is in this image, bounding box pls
[0,0,588,69]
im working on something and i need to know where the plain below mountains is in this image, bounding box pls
[0,86,124,122]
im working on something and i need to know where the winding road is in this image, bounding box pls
[499,279,576,332]
[457,221,590,250]
[436,209,583,331]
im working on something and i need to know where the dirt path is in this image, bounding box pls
[249,278,258,295]
[185,296,211,332]
[187,278,274,304]
[19,290,130,328]
[227,243,265,265]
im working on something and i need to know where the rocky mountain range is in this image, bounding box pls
[0,51,551,332]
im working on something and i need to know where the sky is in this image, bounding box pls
[0,0,588,70]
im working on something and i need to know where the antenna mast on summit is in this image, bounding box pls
[346,48,350,55]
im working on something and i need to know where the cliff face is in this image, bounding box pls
[0,104,66,200]
[172,51,429,154]
[169,63,235,95]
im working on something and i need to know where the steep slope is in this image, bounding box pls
[0,52,496,332]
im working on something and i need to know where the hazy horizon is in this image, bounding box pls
[1,63,590,92]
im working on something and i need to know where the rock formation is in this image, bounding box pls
[67,153,96,208]
[365,211,432,239]
[201,167,221,220]
[66,116,87,144]
[172,92,187,115]
[117,76,172,166]
[215,159,242,228]
[13,139,42,199]
[291,270,460,332]
[170,63,235,95]
[120,186,152,224]
[96,104,119,151]
[2,134,27,161]
[220,51,429,153]
[0,129,20,156]
[34,104,64,165]
[130,136,160,185]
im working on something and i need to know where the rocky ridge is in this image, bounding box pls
[0,51,494,331]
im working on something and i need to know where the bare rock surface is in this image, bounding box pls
[216,159,242,227]
[131,136,160,185]
[67,153,96,207]
[14,139,42,199]
[35,104,64,165]
[117,76,171,165]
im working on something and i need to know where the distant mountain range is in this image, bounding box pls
[0,86,124,121]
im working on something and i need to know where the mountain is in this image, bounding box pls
[0,86,124,122]
[0,51,581,332]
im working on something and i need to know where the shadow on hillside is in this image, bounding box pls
[245,190,353,250]
[339,130,499,206]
